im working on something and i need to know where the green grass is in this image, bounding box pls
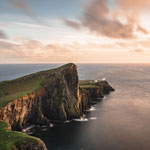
[79,80,99,88]
[0,78,44,108]
[79,80,108,89]
[79,85,99,88]
[0,120,41,150]
[0,89,4,98]
[0,63,76,109]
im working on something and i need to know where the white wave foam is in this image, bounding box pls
[90,117,97,120]
[22,125,35,132]
[42,128,47,131]
[83,114,86,117]
[49,123,54,127]
[64,120,70,123]
[85,107,97,112]
[73,117,88,122]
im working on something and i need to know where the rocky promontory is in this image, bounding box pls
[0,63,114,150]
[0,63,82,130]
[79,80,114,110]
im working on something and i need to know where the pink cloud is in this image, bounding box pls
[64,0,148,39]
[0,30,8,39]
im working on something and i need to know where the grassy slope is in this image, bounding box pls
[0,63,74,108]
[79,80,100,88]
[0,78,44,108]
[79,80,108,88]
[0,120,42,150]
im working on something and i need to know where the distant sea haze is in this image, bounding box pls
[1,63,150,150]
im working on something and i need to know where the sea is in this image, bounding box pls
[0,63,150,150]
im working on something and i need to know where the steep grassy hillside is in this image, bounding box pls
[0,120,46,150]
[0,63,73,108]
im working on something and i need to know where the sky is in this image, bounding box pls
[0,0,150,63]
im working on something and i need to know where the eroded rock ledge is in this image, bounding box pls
[0,63,114,150]
[79,80,114,111]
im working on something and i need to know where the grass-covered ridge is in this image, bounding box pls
[0,120,42,150]
[0,78,44,108]
[79,80,107,88]
[0,63,75,108]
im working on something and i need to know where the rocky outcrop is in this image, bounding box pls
[15,140,47,150]
[0,63,82,130]
[0,90,48,130]
[0,63,114,131]
[79,88,91,111]
[79,80,115,110]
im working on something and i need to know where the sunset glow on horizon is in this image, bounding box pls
[0,0,150,63]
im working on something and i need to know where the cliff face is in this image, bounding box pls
[79,88,91,111]
[79,80,115,110]
[0,63,82,130]
[0,90,47,130]
[0,63,114,131]
[41,64,81,121]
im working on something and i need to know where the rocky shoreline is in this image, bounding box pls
[0,63,114,150]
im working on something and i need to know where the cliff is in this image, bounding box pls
[79,80,114,110]
[0,63,82,130]
[0,120,47,150]
[0,63,114,150]
[0,63,114,130]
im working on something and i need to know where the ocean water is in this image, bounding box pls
[0,63,150,150]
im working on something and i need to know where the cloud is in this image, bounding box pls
[13,22,46,29]
[2,39,119,63]
[130,44,146,53]
[137,25,148,34]
[64,0,148,39]
[63,19,81,30]
[116,39,150,51]
[8,0,51,26]
[81,0,135,39]
[134,49,144,53]
[1,38,150,63]
[0,24,8,27]
[116,0,150,11]
[0,41,14,49]
[0,39,78,63]
[0,30,8,39]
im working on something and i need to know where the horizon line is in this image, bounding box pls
[0,62,150,65]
